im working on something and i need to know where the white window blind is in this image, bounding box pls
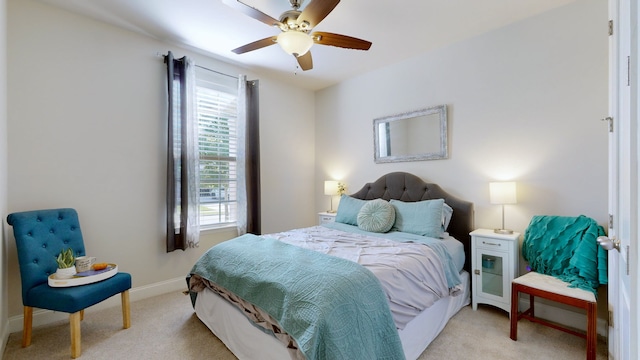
[196,72,238,228]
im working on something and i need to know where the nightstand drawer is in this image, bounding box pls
[475,237,511,250]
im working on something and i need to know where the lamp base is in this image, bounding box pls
[494,228,514,234]
[326,210,336,213]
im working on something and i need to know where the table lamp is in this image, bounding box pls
[324,180,339,213]
[489,181,517,234]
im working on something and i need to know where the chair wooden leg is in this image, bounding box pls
[80,309,84,321]
[22,306,33,347]
[121,290,131,329]
[70,311,81,359]
[586,302,597,360]
[529,293,535,317]
[510,283,519,340]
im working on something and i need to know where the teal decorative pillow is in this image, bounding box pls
[335,195,368,226]
[390,199,445,238]
[357,199,396,233]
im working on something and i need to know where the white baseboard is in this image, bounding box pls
[518,298,608,337]
[7,276,187,334]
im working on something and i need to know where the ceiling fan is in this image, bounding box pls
[222,0,372,71]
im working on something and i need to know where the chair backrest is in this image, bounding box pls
[7,208,86,301]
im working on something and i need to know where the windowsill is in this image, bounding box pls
[200,223,237,235]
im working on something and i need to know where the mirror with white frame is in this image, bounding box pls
[373,104,448,163]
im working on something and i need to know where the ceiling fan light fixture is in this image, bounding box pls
[277,31,313,56]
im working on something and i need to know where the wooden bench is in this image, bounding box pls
[510,271,597,360]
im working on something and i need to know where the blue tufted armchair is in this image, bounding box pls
[7,208,132,358]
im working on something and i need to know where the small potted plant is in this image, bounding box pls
[55,248,76,279]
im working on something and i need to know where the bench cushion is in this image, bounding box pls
[513,271,596,303]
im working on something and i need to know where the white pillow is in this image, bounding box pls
[443,203,454,231]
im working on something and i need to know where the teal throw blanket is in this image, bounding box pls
[189,234,405,360]
[522,215,607,296]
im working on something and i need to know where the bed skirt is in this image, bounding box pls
[193,271,470,360]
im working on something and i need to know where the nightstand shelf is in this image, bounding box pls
[470,229,520,316]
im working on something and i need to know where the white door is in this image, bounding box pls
[606,1,637,359]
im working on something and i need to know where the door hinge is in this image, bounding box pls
[602,116,614,132]
[609,20,614,36]
[626,245,630,275]
[609,310,614,327]
[608,214,614,229]
[628,56,631,86]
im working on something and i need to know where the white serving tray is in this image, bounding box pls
[48,264,118,287]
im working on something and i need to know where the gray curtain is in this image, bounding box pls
[165,51,200,252]
[237,76,261,235]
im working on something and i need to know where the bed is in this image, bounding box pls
[187,172,474,360]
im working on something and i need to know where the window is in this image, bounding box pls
[196,70,238,228]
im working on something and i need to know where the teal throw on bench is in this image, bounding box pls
[522,215,607,296]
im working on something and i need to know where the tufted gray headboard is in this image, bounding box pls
[350,172,474,274]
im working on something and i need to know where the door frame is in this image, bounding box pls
[608,1,639,359]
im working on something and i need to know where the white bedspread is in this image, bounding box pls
[264,226,460,329]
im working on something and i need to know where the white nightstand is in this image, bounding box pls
[470,229,520,316]
[318,212,336,225]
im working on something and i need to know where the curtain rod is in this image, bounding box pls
[195,64,238,80]
[158,51,238,80]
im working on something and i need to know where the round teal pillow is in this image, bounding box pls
[357,199,396,233]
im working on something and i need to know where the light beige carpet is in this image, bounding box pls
[3,291,607,360]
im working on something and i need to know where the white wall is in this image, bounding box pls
[315,0,608,327]
[316,0,608,233]
[5,0,315,322]
[1,0,9,353]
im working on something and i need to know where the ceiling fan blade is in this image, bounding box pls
[296,51,313,71]
[232,36,278,54]
[312,32,372,50]
[297,0,340,28]
[222,0,283,27]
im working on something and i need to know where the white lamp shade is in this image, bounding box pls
[489,182,517,205]
[277,31,313,56]
[324,180,339,196]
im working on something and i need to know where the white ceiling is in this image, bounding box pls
[38,0,576,91]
